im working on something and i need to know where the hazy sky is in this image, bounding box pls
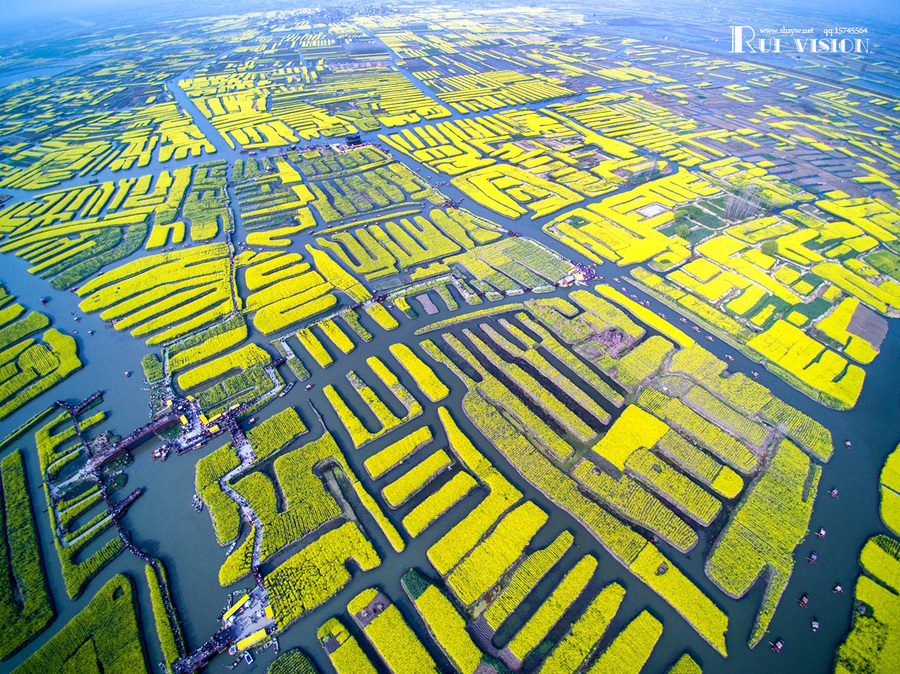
[0,0,895,31]
[0,0,222,26]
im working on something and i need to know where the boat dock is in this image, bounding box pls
[172,626,237,674]
[173,587,276,673]
[109,488,142,521]
[55,390,102,416]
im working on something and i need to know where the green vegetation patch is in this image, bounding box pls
[0,450,55,660]
[13,574,147,674]
[268,648,322,674]
[836,534,900,674]
[146,561,185,670]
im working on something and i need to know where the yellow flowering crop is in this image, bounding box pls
[402,472,477,537]
[364,426,433,480]
[540,582,625,673]
[587,610,663,673]
[483,530,573,631]
[593,405,669,470]
[448,501,547,605]
[317,618,377,674]
[507,555,598,661]
[382,450,452,508]
[389,343,449,402]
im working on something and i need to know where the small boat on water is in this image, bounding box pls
[808,551,818,564]
[833,584,843,594]
[192,494,203,512]
[40,296,49,305]
[706,335,714,342]
[725,354,734,361]
[125,371,132,378]
[798,594,809,607]
[249,417,258,424]
[244,652,253,665]
[751,371,760,380]
[844,440,852,449]
[817,528,826,539]
[771,639,784,652]
[811,619,819,632]
[305,384,314,391]
[658,312,666,319]
[830,487,839,498]
[278,381,295,397]
[679,317,687,323]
